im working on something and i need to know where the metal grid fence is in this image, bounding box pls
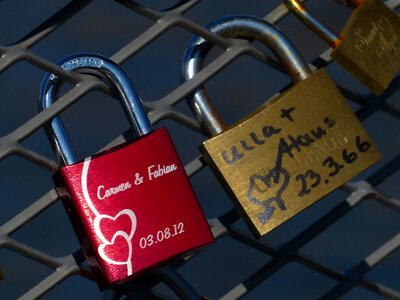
[0,0,399,299]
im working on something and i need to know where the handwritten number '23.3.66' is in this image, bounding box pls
[295,136,371,197]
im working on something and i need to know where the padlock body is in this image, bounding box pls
[202,69,381,237]
[332,0,400,95]
[54,127,214,285]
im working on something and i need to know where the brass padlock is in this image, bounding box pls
[284,0,400,95]
[182,15,381,237]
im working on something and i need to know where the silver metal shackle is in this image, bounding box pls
[39,53,152,166]
[181,15,312,137]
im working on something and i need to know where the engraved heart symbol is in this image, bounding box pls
[81,158,136,275]
[246,164,290,224]
[94,209,136,244]
[98,231,132,267]
[94,209,136,276]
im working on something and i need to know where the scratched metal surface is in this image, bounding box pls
[0,0,399,299]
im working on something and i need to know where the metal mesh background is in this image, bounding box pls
[0,1,399,299]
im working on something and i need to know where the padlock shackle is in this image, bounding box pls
[284,0,343,47]
[39,53,152,166]
[182,15,312,137]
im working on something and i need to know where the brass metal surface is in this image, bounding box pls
[332,0,400,95]
[202,69,381,237]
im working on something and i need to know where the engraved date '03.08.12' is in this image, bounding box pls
[139,222,185,249]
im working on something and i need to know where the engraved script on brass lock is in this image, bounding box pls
[333,0,400,95]
[202,69,381,236]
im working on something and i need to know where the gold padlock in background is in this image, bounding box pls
[285,0,400,95]
[182,15,381,237]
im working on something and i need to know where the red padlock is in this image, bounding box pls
[39,53,214,286]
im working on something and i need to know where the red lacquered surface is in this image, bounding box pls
[54,128,214,285]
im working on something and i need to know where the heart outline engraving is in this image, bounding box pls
[93,209,136,276]
[81,158,137,277]
[94,209,137,243]
[98,231,133,275]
